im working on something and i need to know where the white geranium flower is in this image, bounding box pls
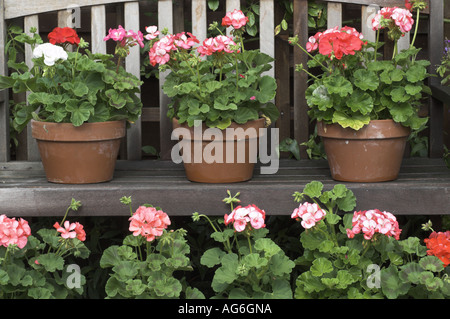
[32,43,68,66]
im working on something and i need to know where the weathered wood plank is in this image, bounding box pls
[428,0,444,157]
[293,0,309,158]
[259,0,275,78]
[124,1,142,160]
[327,2,342,29]
[192,0,207,43]
[4,0,136,19]
[0,159,448,217]
[91,5,107,55]
[23,15,41,161]
[158,0,175,160]
[0,0,10,162]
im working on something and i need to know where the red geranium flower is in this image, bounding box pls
[424,231,450,267]
[48,27,80,46]
[318,31,363,60]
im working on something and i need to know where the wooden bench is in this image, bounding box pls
[0,0,448,217]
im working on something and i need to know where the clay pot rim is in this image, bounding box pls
[316,119,411,140]
[172,118,266,141]
[31,119,126,142]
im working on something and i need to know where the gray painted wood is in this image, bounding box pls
[0,159,448,217]
[0,0,9,162]
[124,1,142,160]
[91,5,107,55]
[4,0,136,19]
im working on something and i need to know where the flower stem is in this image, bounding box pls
[410,9,420,48]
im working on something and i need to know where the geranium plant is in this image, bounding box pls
[0,199,90,299]
[289,0,430,130]
[100,196,203,299]
[147,9,279,129]
[192,191,295,298]
[292,181,450,299]
[0,25,143,131]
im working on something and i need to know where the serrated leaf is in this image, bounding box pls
[200,247,225,268]
[346,90,374,115]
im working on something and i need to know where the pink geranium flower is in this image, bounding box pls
[144,26,160,40]
[129,206,171,242]
[346,209,401,241]
[291,202,327,229]
[224,204,266,232]
[0,214,31,249]
[53,220,86,241]
[221,9,249,29]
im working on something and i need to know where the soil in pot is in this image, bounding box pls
[317,120,411,182]
[31,120,126,184]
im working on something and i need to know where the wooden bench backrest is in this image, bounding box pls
[0,0,444,162]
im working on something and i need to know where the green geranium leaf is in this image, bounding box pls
[353,69,379,91]
[419,256,445,272]
[389,102,414,122]
[255,76,277,103]
[390,87,410,103]
[303,181,323,198]
[36,253,65,272]
[65,100,94,126]
[332,111,370,130]
[310,257,333,276]
[380,266,411,299]
[406,65,427,83]
[346,90,374,115]
[324,75,353,97]
[233,107,259,124]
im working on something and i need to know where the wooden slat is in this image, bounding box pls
[24,15,40,161]
[192,0,207,43]
[327,2,342,29]
[361,5,377,43]
[4,0,136,19]
[91,5,107,55]
[0,0,10,162]
[158,0,175,160]
[428,0,444,157]
[124,1,142,160]
[259,0,275,78]
[0,159,448,217]
[293,0,309,158]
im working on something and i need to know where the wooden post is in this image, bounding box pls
[24,15,40,161]
[0,0,10,161]
[158,0,174,160]
[91,5,107,55]
[428,0,444,157]
[124,1,142,160]
[293,0,309,158]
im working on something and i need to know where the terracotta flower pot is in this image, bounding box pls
[31,120,126,184]
[172,118,266,183]
[317,120,411,182]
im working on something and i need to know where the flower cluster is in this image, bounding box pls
[32,43,68,66]
[53,220,86,241]
[197,35,237,57]
[346,209,402,241]
[0,214,31,249]
[48,27,80,46]
[305,26,365,60]
[221,9,249,29]
[129,206,171,242]
[103,25,144,48]
[424,231,450,267]
[148,32,199,66]
[224,204,266,232]
[372,7,414,35]
[291,202,327,229]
